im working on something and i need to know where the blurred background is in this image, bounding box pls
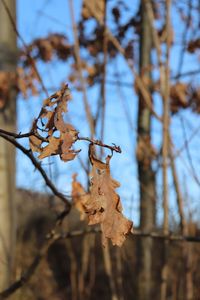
[0,0,200,299]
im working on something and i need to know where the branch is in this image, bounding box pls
[77,136,121,153]
[1,0,49,97]
[0,227,200,299]
[83,0,162,122]
[100,0,108,157]
[179,116,200,186]
[0,128,121,154]
[169,144,187,233]
[68,0,95,137]
[0,132,71,208]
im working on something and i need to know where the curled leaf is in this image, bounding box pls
[29,85,79,162]
[84,144,133,247]
[38,136,61,159]
[72,174,89,220]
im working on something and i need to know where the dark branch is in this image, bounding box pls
[0,129,122,154]
[0,132,71,208]
[78,136,122,153]
[0,227,200,299]
[1,0,49,97]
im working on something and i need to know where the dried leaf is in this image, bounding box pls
[187,38,200,53]
[17,67,39,98]
[38,136,61,159]
[84,144,133,247]
[29,85,79,162]
[82,0,105,21]
[29,135,42,153]
[61,131,78,162]
[112,7,121,23]
[188,86,200,114]
[72,174,89,220]
[24,34,71,63]
[170,82,189,113]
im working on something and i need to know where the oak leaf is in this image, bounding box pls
[84,144,133,247]
[38,136,61,159]
[29,85,79,162]
[72,174,89,220]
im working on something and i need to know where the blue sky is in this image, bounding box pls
[16,0,200,226]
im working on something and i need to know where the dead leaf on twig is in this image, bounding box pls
[72,173,89,220]
[83,144,133,247]
[29,85,79,162]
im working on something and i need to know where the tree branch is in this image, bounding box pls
[0,227,200,299]
[77,136,121,153]
[0,132,71,208]
[1,0,49,97]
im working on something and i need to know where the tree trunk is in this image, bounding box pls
[0,0,17,290]
[137,1,156,299]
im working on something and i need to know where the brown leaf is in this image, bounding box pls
[29,135,42,153]
[188,86,200,114]
[82,0,105,21]
[29,85,79,162]
[170,82,189,113]
[187,38,200,53]
[72,174,89,220]
[112,7,121,23]
[61,131,78,162]
[84,144,133,247]
[17,67,39,98]
[38,136,61,159]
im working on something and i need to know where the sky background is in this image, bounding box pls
[15,0,200,226]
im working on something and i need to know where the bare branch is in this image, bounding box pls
[0,227,200,299]
[100,0,108,157]
[83,0,162,122]
[68,0,95,137]
[77,136,121,153]
[1,0,49,97]
[0,128,121,154]
[0,132,71,208]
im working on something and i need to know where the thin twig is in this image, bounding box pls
[179,115,200,185]
[169,145,186,232]
[0,128,121,154]
[0,132,71,208]
[161,1,171,298]
[68,0,95,137]
[173,123,200,159]
[0,128,47,142]
[1,0,49,97]
[175,0,192,78]
[77,136,121,153]
[0,227,200,299]
[84,1,162,122]
[100,0,108,157]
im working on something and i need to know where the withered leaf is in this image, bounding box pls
[61,131,78,162]
[29,85,79,162]
[29,135,42,153]
[84,144,133,247]
[187,38,200,53]
[82,0,105,21]
[72,174,89,220]
[38,136,61,159]
[170,82,189,114]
